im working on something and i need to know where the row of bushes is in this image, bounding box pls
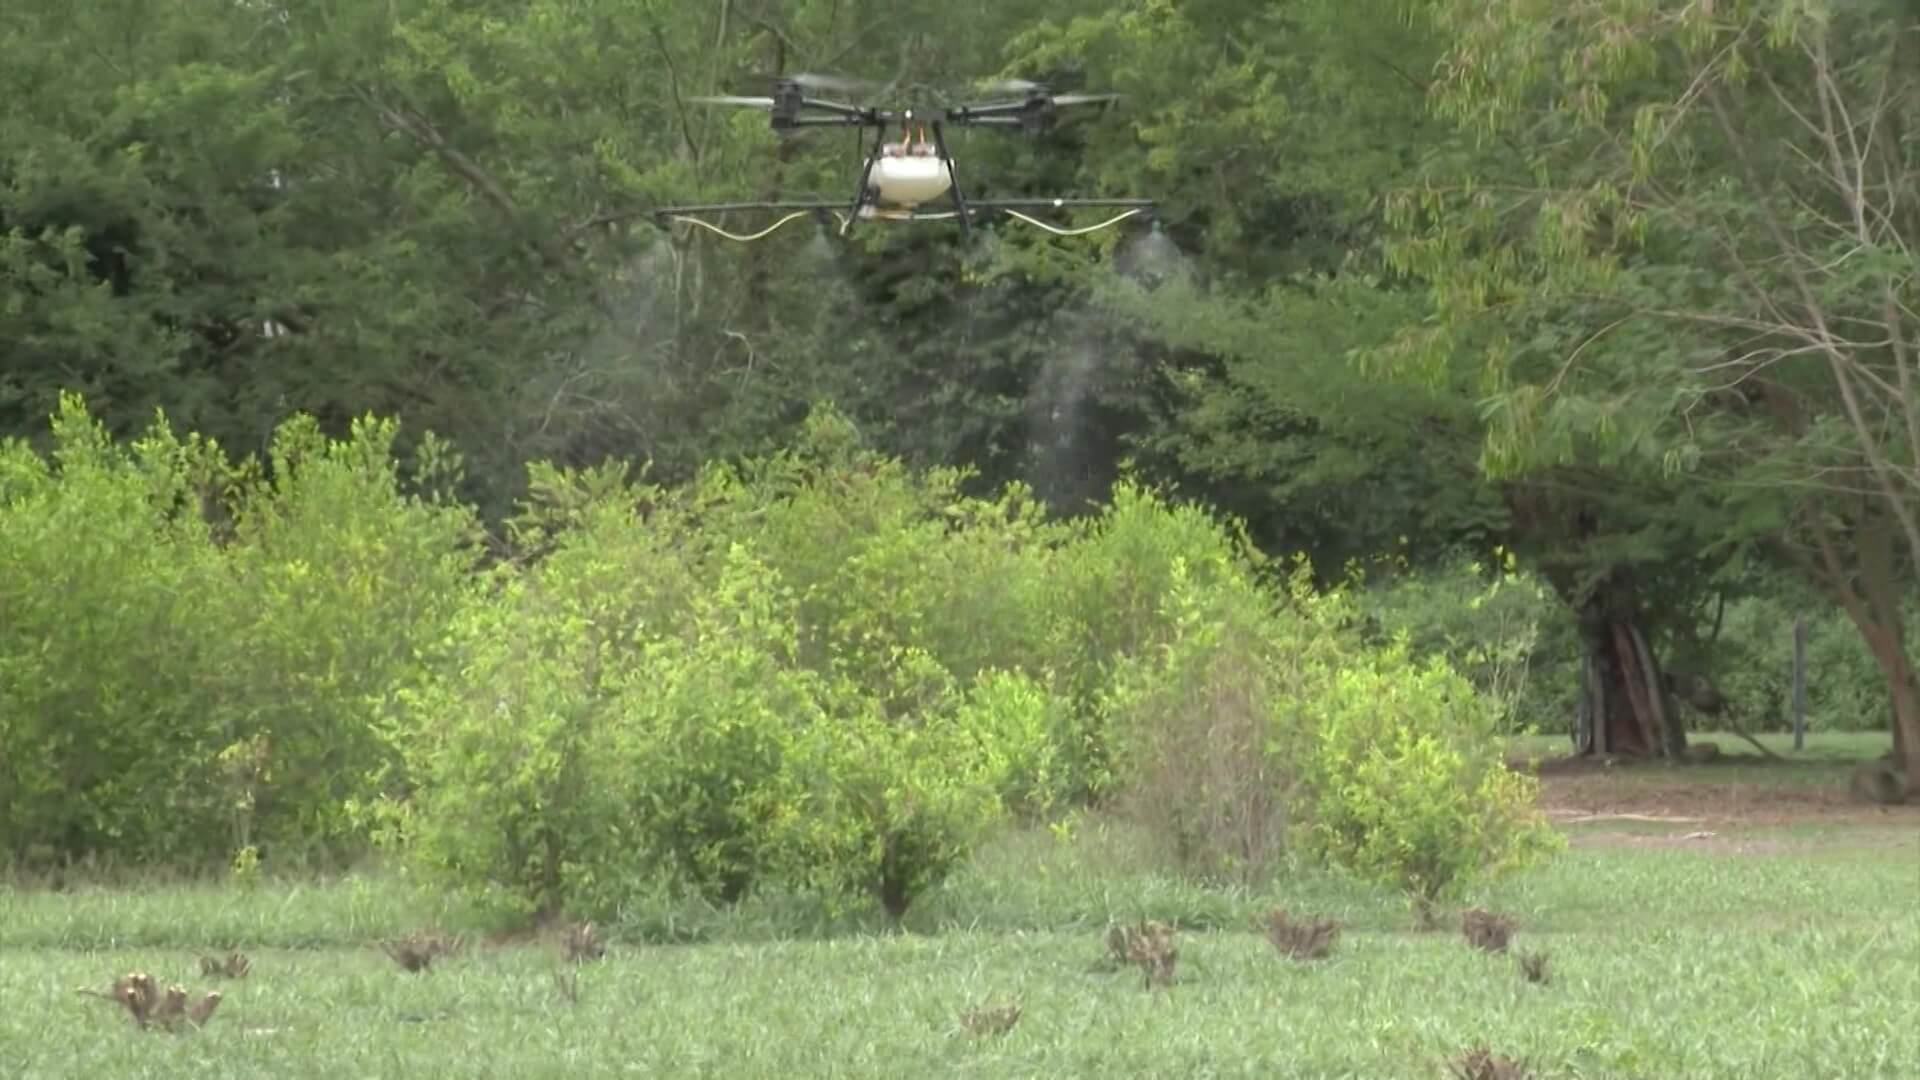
[2,396,1558,922]
[1,397,476,863]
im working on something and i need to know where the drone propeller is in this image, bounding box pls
[970,78,1119,104]
[785,71,881,96]
[972,77,1043,95]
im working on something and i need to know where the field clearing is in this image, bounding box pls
[3,733,1915,1079]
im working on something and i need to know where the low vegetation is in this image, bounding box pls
[3,399,1559,926]
[5,778,1914,1078]
[8,401,1913,1078]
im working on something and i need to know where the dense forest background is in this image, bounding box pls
[3,0,1916,879]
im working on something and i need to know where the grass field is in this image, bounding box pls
[3,733,1915,1079]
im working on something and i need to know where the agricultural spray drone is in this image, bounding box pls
[650,73,1156,242]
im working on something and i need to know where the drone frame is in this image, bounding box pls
[651,78,1155,242]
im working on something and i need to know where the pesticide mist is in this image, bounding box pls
[1021,222,1195,511]
[1115,223,1196,287]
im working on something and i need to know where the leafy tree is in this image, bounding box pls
[1394,0,1920,777]
[986,0,1517,569]
[0,1,880,510]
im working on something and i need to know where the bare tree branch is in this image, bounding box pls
[1704,77,1920,573]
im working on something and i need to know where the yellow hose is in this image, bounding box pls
[667,206,1145,240]
[1001,208,1146,236]
[664,211,816,242]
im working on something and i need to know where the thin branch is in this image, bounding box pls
[1706,82,1920,567]
[354,87,521,221]
[353,85,572,274]
[1805,36,1872,246]
[1544,312,1638,398]
[647,20,702,164]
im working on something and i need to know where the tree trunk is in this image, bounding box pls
[1577,613,1680,757]
[1845,610,1920,794]
[1894,694,1910,768]
[1893,679,1918,796]
[1805,509,1919,793]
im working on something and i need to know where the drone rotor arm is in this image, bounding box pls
[790,98,884,121]
[783,112,889,127]
[970,77,1044,94]
[943,100,1031,123]
[946,89,1120,123]
[686,95,780,108]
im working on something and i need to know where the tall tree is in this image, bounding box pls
[1393,0,1920,774]
[0,0,913,509]
[987,0,1517,567]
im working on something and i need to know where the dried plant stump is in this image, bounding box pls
[81,971,223,1032]
[1259,907,1341,961]
[382,931,465,973]
[1461,908,1515,954]
[959,1001,1022,1037]
[1106,919,1179,990]
[1449,1045,1533,1080]
[1517,949,1550,985]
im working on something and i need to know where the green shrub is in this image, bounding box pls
[1041,480,1276,799]
[0,396,228,860]
[780,655,1055,919]
[955,667,1068,816]
[1078,513,1563,903]
[603,546,830,907]
[371,570,624,922]
[1093,556,1322,882]
[2,395,1569,925]
[1,396,484,866]
[203,414,481,861]
[378,473,812,918]
[1049,479,1264,668]
[1713,586,1915,733]
[700,408,1070,694]
[384,480,1043,923]
[1296,650,1563,915]
[1353,548,1578,736]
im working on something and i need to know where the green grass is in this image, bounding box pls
[6,912,1915,1080]
[1506,728,1890,766]
[4,760,1916,1079]
[1505,729,1895,801]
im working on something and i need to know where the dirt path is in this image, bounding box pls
[1517,755,1920,851]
